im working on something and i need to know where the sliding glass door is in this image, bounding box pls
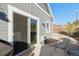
[30,19,37,45]
[13,12,28,55]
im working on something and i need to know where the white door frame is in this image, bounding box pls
[8,5,40,44]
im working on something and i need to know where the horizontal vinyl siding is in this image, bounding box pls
[9,3,31,15]
[0,20,8,41]
[0,4,8,41]
[0,3,31,42]
[37,3,50,15]
[31,4,52,42]
[0,3,53,43]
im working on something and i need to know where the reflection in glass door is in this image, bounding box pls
[31,19,37,45]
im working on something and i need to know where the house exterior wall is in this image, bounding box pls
[0,20,8,41]
[37,3,50,14]
[0,3,53,43]
[0,4,8,41]
[31,4,52,42]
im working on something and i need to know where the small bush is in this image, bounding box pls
[72,32,79,37]
[59,31,68,35]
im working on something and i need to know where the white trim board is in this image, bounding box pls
[8,5,40,44]
[48,4,54,18]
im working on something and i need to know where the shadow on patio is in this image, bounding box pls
[35,37,79,56]
[39,45,66,56]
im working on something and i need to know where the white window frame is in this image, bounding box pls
[46,21,50,33]
[8,5,40,44]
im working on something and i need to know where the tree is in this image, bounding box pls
[66,19,79,33]
[66,24,75,33]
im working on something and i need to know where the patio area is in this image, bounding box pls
[31,33,79,56]
[31,44,67,56]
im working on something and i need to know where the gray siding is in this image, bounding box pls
[37,3,50,15]
[31,4,52,42]
[0,3,31,42]
[0,3,53,43]
[0,20,8,41]
[0,4,8,41]
[0,4,8,14]
[9,3,31,14]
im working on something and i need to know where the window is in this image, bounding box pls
[46,21,50,33]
